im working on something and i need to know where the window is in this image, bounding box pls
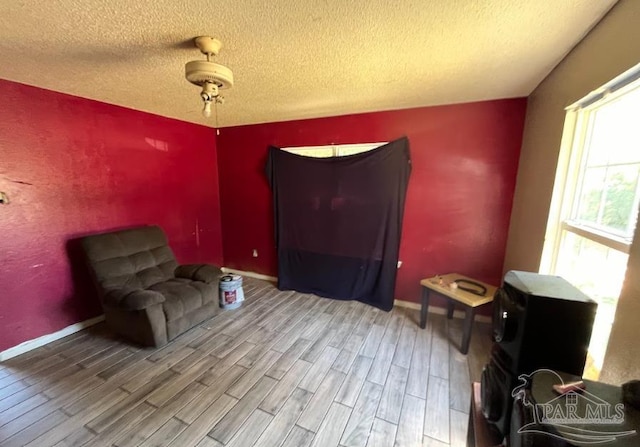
[281,142,387,158]
[566,88,640,245]
[541,65,640,379]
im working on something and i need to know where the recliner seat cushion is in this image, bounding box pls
[149,278,217,321]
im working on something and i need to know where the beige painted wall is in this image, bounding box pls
[503,0,640,385]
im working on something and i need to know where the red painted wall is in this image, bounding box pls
[0,79,222,352]
[217,99,527,310]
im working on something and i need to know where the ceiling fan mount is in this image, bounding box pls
[194,36,222,56]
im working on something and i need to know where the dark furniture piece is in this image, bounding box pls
[467,382,503,447]
[82,225,222,347]
[481,271,597,440]
[492,271,597,376]
[420,273,496,354]
[510,372,640,446]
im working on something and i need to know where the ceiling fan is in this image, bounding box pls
[185,36,234,118]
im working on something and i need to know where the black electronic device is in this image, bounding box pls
[480,346,519,439]
[510,372,640,447]
[493,270,597,376]
[481,270,598,439]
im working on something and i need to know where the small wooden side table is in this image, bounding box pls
[419,273,496,354]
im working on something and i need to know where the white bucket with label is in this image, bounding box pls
[219,275,244,310]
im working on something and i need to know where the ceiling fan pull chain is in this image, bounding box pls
[215,101,220,135]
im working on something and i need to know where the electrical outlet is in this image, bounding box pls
[397,260,402,268]
[252,249,258,257]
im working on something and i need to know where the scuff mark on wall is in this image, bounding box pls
[2,176,33,186]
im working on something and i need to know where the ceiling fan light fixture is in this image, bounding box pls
[185,36,233,119]
[202,100,212,118]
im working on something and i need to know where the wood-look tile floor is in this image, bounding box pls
[0,278,492,447]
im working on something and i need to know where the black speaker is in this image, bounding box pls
[493,270,597,376]
[509,372,640,447]
[481,346,518,439]
[481,270,598,439]
[510,388,568,447]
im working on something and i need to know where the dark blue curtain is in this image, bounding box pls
[266,137,411,311]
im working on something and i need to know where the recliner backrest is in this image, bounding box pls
[82,225,178,292]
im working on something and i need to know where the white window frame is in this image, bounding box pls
[540,64,640,379]
[540,67,640,273]
[281,142,387,158]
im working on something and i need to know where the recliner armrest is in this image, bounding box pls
[175,264,222,284]
[103,288,165,310]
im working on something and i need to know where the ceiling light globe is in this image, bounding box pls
[202,101,212,118]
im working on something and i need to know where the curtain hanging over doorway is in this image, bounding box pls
[266,137,411,311]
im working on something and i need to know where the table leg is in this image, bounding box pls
[420,287,430,329]
[461,306,476,354]
[447,300,455,319]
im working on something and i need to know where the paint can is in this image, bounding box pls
[219,274,244,310]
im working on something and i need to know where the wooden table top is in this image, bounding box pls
[420,273,497,307]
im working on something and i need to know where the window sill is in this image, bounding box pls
[562,221,631,254]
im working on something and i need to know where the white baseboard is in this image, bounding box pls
[0,277,489,362]
[394,299,491,323]
[221,267,278,282]
[222,268,491,323]
[393,299,421,311]
[0,315,105,362]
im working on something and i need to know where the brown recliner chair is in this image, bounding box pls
[81,225,222,347]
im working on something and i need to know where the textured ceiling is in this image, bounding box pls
[0,0,617,127]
